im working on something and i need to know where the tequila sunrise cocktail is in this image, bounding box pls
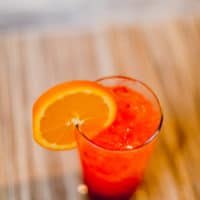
[32,75,162,200]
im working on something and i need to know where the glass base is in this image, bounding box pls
[88,190,133,200]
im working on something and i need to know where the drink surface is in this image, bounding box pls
[91,86,160,150]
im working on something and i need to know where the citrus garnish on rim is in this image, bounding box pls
[32,80,117,150]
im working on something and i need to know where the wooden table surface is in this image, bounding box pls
[0,18,200,200]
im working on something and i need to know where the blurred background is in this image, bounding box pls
[0,1,200,200]
[1,0,200,30]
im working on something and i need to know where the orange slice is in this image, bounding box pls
[32,80,117,150]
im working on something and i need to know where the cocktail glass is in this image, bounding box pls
[76,76,163,200]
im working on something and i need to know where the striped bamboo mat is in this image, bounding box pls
[0,19,200,200]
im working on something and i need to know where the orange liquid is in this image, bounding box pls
[76,86,161,199]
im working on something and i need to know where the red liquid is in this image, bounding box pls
[76,86,161,199]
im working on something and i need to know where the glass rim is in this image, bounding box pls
[77,75,163,152]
